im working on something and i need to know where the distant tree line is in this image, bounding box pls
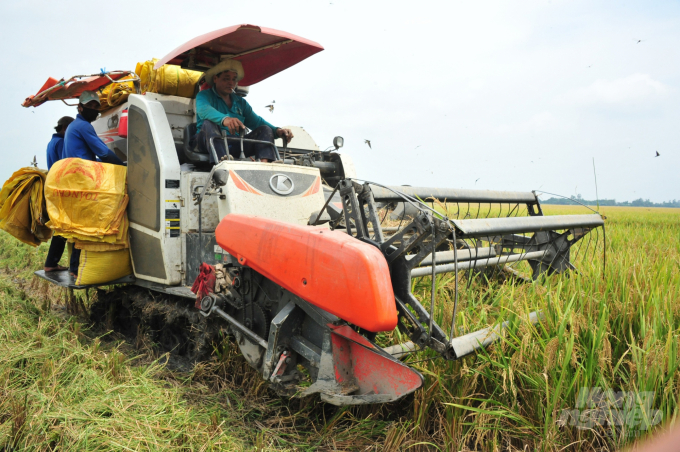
[541,194,680,208]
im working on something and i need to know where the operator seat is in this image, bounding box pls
[182,123,210,163]
[182,122,281,163]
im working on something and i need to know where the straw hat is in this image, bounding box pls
[204,59,244,86]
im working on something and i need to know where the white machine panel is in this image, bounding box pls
[126,94,183,285]
[215,161,325,226]
[180,171,220,232]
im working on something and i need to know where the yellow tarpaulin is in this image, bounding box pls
[136,59,203,98]
[0,168,51,247]
[44,158,128,247]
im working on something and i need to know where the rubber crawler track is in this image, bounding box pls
[90,286,226,371]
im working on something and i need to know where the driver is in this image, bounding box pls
[193,60,293,163]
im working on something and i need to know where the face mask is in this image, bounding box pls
[81,107,99,122]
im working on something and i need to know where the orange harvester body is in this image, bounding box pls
[215,214,398,332]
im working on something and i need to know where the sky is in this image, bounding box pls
[1,0,678,203]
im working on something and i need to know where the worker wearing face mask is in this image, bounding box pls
[63,90,125,165]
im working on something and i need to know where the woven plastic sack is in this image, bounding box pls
[0,168,51,246]
[75,213,129,251]
[136,59,202,98]
[154,64,202,98]
[76,248,132,285]
[44,159,128,239]
[136,59,158,94]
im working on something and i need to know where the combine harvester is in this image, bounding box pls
[23,24,604,405]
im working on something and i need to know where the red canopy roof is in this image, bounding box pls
[22,25,323,108]
[155,24,324,86]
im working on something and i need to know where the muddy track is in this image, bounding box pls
[90,287,228,372]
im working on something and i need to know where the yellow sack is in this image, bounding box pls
[76,248,133,285]
[136,59,158,94]
[0,168,51,246]
[154,64,202,98]
[75,213,129,251]
[136,59,202,98]
[44,159,128,239]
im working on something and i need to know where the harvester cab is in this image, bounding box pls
[22,24,605,406]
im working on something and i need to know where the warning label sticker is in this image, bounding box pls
[165,208,180,237]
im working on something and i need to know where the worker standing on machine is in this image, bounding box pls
[63,90,125,276]
[193,60,294,163]
[46,116,73,170]
[43,116,73,272]
[63,91,125,165]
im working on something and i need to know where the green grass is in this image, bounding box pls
[0,205,678,450]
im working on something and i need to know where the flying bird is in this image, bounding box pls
[364,139,371,149]
[265,104,274,113]
[31,156,37,167]
[475,178,480,184]
[655,151,660,157]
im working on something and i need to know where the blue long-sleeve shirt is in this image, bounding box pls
[196,87,278,135]
[46,133,64,170]
[64,114,124,165]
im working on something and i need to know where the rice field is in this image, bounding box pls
[0,205,678,451]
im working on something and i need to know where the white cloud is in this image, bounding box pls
[560,73,671,106]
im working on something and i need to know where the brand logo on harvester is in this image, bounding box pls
[269,174,294,195]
